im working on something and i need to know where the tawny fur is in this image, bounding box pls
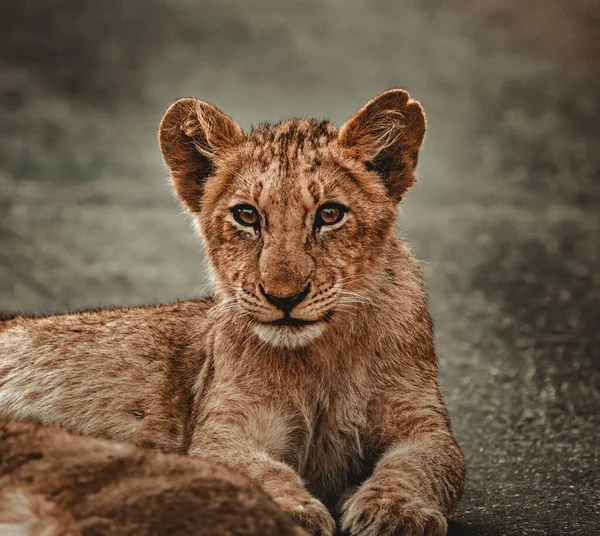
[0,89,465,536]
[0,419,306,536]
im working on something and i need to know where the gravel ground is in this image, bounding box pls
[1,1,598,534]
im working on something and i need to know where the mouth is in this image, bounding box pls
[265,311,334,328]
[270,317,319,328]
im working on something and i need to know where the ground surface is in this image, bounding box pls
[0,1,598,534]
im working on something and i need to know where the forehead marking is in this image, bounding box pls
[238,119,344,208]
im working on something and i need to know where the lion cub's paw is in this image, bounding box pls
[340,485,447,536]
[275,495,336,536]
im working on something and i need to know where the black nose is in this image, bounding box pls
[260,284,311,313]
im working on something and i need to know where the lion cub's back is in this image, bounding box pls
[0,298,214,452]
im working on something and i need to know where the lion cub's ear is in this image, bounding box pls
[159,98,245,212]
[338,89,426,202]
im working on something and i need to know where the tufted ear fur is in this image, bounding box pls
[338,89,426,202]
[159,98,245,212]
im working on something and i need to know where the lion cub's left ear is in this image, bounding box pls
[338,89,426,202]
[159,98,245,212]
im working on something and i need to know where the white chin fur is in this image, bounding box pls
[254,323,326,349]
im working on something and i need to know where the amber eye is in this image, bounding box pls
[232,205,259,227]
[315,203,346,227]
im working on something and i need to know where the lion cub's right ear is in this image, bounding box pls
[339,89,426,203]
[159,98,245,212]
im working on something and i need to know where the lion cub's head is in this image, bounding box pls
[159,90,425,348]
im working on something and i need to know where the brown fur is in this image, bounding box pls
[0,419,306,536]
[0,89,465,535]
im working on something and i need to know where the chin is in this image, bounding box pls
[253,322,327,349]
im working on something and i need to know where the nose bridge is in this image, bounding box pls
[259,233,314,297]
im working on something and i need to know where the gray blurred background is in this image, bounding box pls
[1,1,599,534]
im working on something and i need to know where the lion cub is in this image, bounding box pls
[0,89,465,535]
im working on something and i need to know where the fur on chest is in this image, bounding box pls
[286,391,373,505]
[204,337,379,502]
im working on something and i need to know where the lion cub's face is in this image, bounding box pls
[199,121,394,348]
[159,90,426,348]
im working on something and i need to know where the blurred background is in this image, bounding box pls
[1,0,598,534]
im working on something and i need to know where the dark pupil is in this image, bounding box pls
[240,208,255,223]
[323,208,338,221]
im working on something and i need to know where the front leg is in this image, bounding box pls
[225,451,335,536]
[341,392,465,536]
[188,398,335,536]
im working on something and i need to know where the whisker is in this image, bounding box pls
[337,290,378,305]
